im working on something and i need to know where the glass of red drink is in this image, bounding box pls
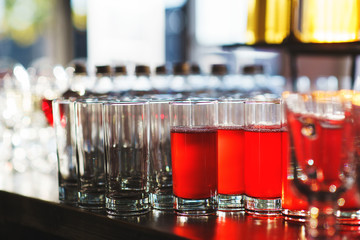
[244,98,286,216]
[282,92,309,221]
[217,98,245,211]
[285,91,355,238]
[170,99,218,215]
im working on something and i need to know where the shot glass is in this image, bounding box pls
[217,98,245,211]
[170,99,218,215]
[103,100,150,216]
[244,98,286,216]
[75,99,106,210]
[53,98,78,205]
[149,99,173,210]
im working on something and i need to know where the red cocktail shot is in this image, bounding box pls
[218,126,244,195]
[244,126,285,199]
[171,127,218,200]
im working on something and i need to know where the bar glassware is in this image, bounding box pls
[281,92,309,221]
[75,99,106,210]
[217,98,245,211]
[337,91,360,225]
[244,98,286,216]
[149,99,173,210]
[53,98,78,205]
[285,91,354,238]
[103,100,150,216]
[170,99,218,215]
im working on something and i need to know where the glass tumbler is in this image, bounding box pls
[75,99,106,210]
[103,100,150,216]
[170,99,218,215]
[285,91,355,238]
[244,98,286,216]
[53,98,78,205]
[217,98,245,211]
[282,92,309,221]
[149,99,173,210]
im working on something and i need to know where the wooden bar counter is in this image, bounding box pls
[0,171,359,239]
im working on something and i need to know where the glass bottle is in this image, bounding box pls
[112,65,131,96]
[188,63,205,94]
[131,65,153,96]
[170,62,191,94]
[151,65,170,94]
[91,65,113,97]
[62,63,88,99]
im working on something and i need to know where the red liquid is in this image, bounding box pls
[288,113,345,190]
[282,111,308,212]
[244,126,285,198]
[218,126,244,195]
[171,127,218,199]
[41,98,54,126]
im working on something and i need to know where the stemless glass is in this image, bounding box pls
[75,98,106,210]
[217,98,245,211]
[282,92,309,222]
[244,98,286,216]
[149,99,173,210]
[103,100,150,216]
[285,91,355,238]
[53,98,78,205]
[170,99,218,215]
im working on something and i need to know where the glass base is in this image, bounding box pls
[106,196,150,216]
[174,196,217,216]
[218,194,244,211]
[245,196,282,216]
[78,191,105,210]
[150,192,174,210]
[282,209,308,222]
[336,209,360,225]
[59,185,78,206]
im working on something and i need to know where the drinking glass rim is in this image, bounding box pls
[169,99,217,105]
[245,99,282,104]
[217,98,246,103]
[103,99,149,106]
[53,98,76,104]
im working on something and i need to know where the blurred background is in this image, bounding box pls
[0,0,359,175]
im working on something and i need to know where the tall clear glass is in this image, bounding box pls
[53,98,78,205]
[285,91,355,238]
[103,100,150,216]
[217,98,245,211]
[170,99,218,215]
[244,98,286,216]
[75,99,106,210]
[149,99,173,210]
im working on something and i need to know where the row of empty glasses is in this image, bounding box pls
[53,91,360,238]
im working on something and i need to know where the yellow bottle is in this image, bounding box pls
[246,0,291,44]
[292,0,360,43]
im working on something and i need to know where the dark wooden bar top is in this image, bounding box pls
[0,171,359,239]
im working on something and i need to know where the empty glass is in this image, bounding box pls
[149,99,173,210]
[103,100,150,216]
[53,98,78,205]
[75,98,106,210]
